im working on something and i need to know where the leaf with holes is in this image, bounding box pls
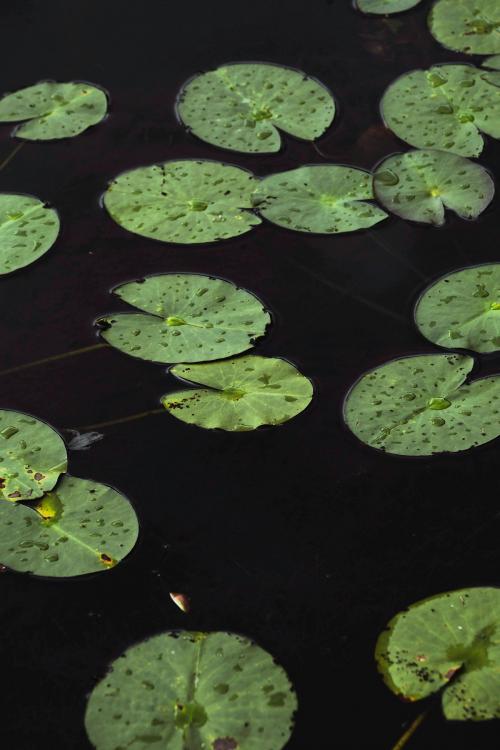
[85,630,297,750]
[429,0,500,55]
[0,81,107,140]
[162,355,313,431]
[343,352,500,455]
[373,150,494,226]
[98,274,271,364]
[177,62,335,154]
[104,160,261,244]
[0,193,60,274]
[253,166,387,234]
[356,0,421,14]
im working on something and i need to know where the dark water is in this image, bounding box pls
[1,1,499,747]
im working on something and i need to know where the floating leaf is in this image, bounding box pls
[253,166,387,234]
[104,160,261,244]
[373,150,494,225]
[177,62,335,154]
[380,64,500,157]
[85,630,297,750]
[0,475,138,577]
[481,54,500,84]
[0,81,107,140]
[0,410,67,501]
[376,587,500,720]
[162,355,313,431]
[343,352,500,455]
[356,0,421,14]
[99,274,271,364]
[0,193,60,274]
[429,0,500,55]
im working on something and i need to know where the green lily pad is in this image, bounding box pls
[0,474,139,577]
[85,630,297,750]
[104,160,261,244]
[253,166,387,234]
[99,274,271,364]
[482,55,500,84]
[356,0,421,14]
[0,410,67,501]
[162,355,313,431]
[343,352,500,455]
[415,264,500,353]
[373,150,494,226]
[429,0,500,55]
[376,587,500,720]
[483,54,500,70]
[0,193,60,274]
[0,81,107,140]
[380,64,500,157]
[177,62,335,154]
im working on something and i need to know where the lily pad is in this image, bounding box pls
[253,166,387,234]
[482,55,500,84]
[0,81,107,140]
[104,160,261,244]
[177,62,335,154]
[0,475,138,577]
[85,630,297,750]
[99,274,271,364]
[162,355,313,431]
[376,587,500,720]
[343,352,500,455]
[0,193,60,274]
[415,264,500,353]
[429,0,500,55]
[373,150,494,226]
[380,64,500,157]
[356,0,421,14]
[0,410,67,501]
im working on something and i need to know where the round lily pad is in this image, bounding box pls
[429,0,500,56]
[0,193,60,274]
[343,352,500,456]
[99,274,271,364]
[380,64,500,157]
[376,587,500,720]
[85,630,297,750]
[356,0,421,14]
[104,160,261,244]
[0,410,67,501]
[0,474,139,577]
[253,166,387,234]
[373,150,494,226]
[415,264,500,353]
[162,355,313,431]
[0,81,107,140]
[177,62,335,154]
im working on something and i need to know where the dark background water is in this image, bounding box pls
[0,0,499,748]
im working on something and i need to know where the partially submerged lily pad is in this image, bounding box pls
[253,166,387,234]
[162,355,313,431]
[99,274,271,364]
[104,160,261,244]
[85,630,297,750]
[373,150,494,225]
[0,81,107,140]
[376,587,500,720]
[429,0,500,55]
[0,475,138,577]
[177,63,335,154]
[0,193,60,274]
[356,0,421,14]
[415,264,500,353]
[343,352,500,455]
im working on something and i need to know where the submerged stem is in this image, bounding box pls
[78,408,164,431]
[367,229,429,282]
[0,141,25,172]
[391,711,427,750]
[0,343,108,378]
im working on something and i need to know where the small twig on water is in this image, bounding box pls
[0,141,25,172]
[0,343,108,378]
[391,711,428,750]
[78,408,165,432]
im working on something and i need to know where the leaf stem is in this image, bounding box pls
[77,408,165,431]
[391,711,428,750]
[0,141,25,172]
[0,343,108,378]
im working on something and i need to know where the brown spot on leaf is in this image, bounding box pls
[0,478,5,489]
[445,667,460,681]
[8,491,21,498]
[213,739,238,750]
[34,472,45,481]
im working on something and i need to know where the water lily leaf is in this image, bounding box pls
[85,630,297,750]
[253,166,387,234]
[162,355,313,431]
[0,193,60,274]
[0,475,138,577]
[481,54,500,84]
[429,0,500,55]
[343,352,500,455]
[373,150,494,226]
[376,587,500,720]
[104,160,261,244]
[0,81,107,140]
[356,0,421,14]
[0,410,67,501]
[415,264,500,353]
[380,64,500,157]
[99,274,271,364]
[177,62,335,154]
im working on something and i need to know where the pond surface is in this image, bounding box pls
[1,0,499,748]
